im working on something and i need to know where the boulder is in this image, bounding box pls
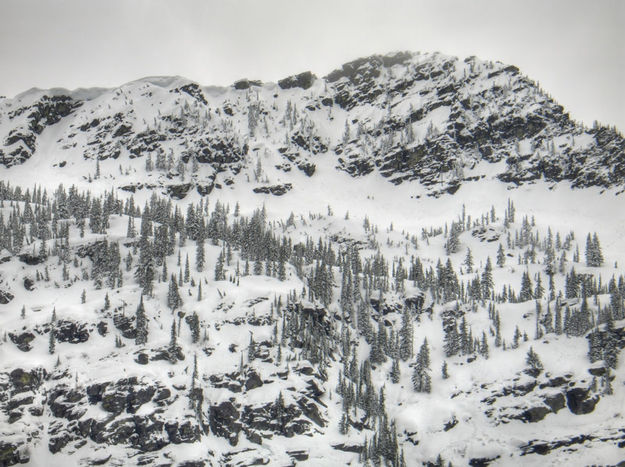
[566,388,599,415]
[0,290,14,304]
[9,332,35,352]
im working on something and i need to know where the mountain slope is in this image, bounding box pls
[0,52,623,467]
[0,51,623,200]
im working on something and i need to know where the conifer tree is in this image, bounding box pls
[479,331,489,358]
[48,326,56,354]
[399,308,413,361]
[445,221,461,255]
[412,338,431,393]
[525,346,543,377]
[214,250,225,281]
[184,254,190,283]
[481,257,493,299]
[195,236,205,272]
[168,319,178,363]
[189,311,200,344]
[592,233,603,266]
[135,295,148,345]
[167,275,182,311]
[519,271,533,302]
[464,248,473,273]
[444,320,460,357]
[603,313,619,369]
[534,274,544,299]
[390,357,401,384]
[496,243,506,267]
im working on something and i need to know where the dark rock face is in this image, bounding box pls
[23,277,35,291]
[9,332,36,352]
[481,372,604,426]
[0,290,14,304]
[0,440,29,466]
[233,79,262,90]
[9,368,46,394]
[53,320,90,344]
[18,253,44,265]
[468,457,500,467]
[113,313,136,339]
[210,401,241,445]
[169,83,208,105]
[2,95,81,167]
[244,371,263,391]
[332,443,363,454]
[278,71,316,90]
[566,388,599,415]
[167,183,193,199]
[75,240,108,260]
[521,406,551,423]
[30,376,204,455]
[252,183,292,196]
[544,393,566,413]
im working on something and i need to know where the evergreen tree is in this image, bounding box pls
[189,311,200,344]
[587,329,602,363]
[214,250,225,281]
[441,361,449,379]
[496,243,506,267]
[167,275,182,311]
[519,271,533,302]
[534,274,544,299]
[168,319,178,363]
[479,332,489,358]
[481,257,493,299]
[195,236,205,272]
[184,254,190,283]
[603,314,619,369]
[443,320,460,357]
[554,304,563,335]
[48,326,56,354]
[399,308,413,361]
[585,233,594,267]
[525,346,543,377]
[592,233,604,266]
[464,248,473,273]
[135,295,148,345]
[135,240,156,296]
[445,221,461,255]
[390,357,401,384]
[412,338,431,393]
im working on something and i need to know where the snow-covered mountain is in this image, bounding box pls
[0,51,623,198]
[0,52,624,466]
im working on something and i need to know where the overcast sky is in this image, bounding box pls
[0,0,623,129]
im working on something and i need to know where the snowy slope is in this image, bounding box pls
[0,52,623,467]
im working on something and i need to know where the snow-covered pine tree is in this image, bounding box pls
[525,346,543,377]
[135,296,148,346]
[167,275,182,311]
[412,338,431,393]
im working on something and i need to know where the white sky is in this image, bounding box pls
[0,0,623,129]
